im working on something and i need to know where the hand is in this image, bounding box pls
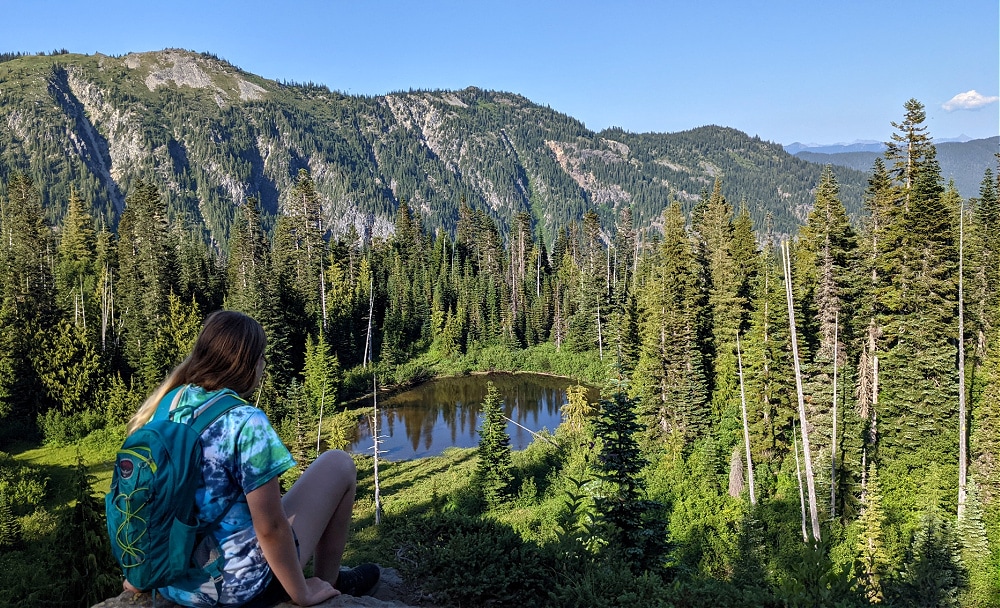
[292,577,340,606]
[122,579,142,594]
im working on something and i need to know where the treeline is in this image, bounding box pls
[1,99,999,605]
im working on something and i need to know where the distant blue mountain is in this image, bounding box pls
[784,141,885,155]
[791,136,999,200]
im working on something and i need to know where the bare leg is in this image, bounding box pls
[282,450,357,583]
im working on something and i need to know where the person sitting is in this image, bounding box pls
[123,310,379,607]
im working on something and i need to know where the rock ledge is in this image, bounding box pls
[91,568,430,608]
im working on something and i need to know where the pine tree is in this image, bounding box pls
[743,241,795,463]
[34,319,102,415]
[0,173,58,430]
[283,169,328,325]
[796,166,858,510]
[694,179,748,446]
[632,203,709,443]
[474,381,513,507]
[303,332,340,419]
[883,102,957,469]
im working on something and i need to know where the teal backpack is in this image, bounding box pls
[105,386,243,595]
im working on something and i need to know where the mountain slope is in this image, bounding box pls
[0,49,872,246]
[794,136,999,199]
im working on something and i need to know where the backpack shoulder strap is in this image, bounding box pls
[152,385,186,423]
[189,391,247,436]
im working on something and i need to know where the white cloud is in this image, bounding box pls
[942,90,1000,111]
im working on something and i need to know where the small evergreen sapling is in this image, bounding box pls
[474,382,514,507]
[592,387,668,572]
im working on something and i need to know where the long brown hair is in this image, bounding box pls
[127,310,267,434]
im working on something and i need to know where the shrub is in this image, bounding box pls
[0,454,47,516]
[38,408,104,446]
[392,511,552,607]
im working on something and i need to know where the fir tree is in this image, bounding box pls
[55,188,97,325]
[592,386,667,572]
[890,512,967,608]
[797,166,858,508]
[856,463,889,603]
[63,452,120,607]
[694,179,748,446]
[116,180,179,382]
[474,381,514,507]
[303,332,340,419]
[0,172,58,431]
[632,203,708,443]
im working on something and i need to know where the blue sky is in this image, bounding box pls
[2,0,997,145]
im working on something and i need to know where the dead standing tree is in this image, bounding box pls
[783,241,821,542]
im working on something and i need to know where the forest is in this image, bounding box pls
[0,98,999,607]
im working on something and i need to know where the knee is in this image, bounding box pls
[316,449,356,479]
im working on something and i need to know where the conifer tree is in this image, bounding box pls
[969,168,999,359]
[475,381,513,507]
[35,319,102,416]
[0,173,58,430]
[55,188,97,326]
[743,241,795,462]
[632,203,708,443]
[890,512,966,608]
[63,453,119,607]
[694,179,747,445]
[282,169,327,325]
[116,180,179,381]
[882,102,957,468]
[303,332,340,419]
[856,463,889,603]
[592,386,666,572]
[797,166,857,506]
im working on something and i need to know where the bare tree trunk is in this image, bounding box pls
[958,200,967,519]
[794,421,808,542]
[373,374,382,525]
[831,312,839,518]
[737,333,756,504]
[596,298,603,360]
[784,241,821,542]
[363,276,374,368]
[316,371,326,455]
[319,254,327,331]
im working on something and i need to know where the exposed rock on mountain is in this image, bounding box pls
[0,49,871,246]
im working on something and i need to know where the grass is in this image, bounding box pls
[11,423,124,506]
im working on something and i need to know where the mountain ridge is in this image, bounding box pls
[0,49,904,247]
[793,135,999,199]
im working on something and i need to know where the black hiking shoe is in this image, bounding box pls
[334,563,381,596]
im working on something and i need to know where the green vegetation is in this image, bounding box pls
[1,89,998,607]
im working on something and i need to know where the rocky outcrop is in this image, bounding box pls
[90,569,433,608]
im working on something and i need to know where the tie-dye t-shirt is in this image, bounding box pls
[157,385,295,607]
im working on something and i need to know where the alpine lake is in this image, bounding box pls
[346,373,600,460]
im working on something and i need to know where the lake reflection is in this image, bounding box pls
[348,373,599,460]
